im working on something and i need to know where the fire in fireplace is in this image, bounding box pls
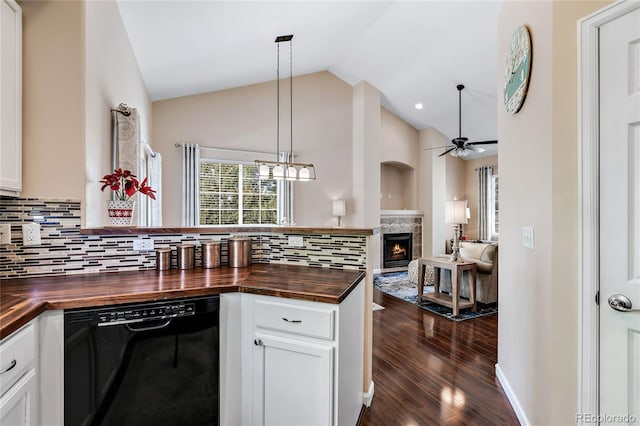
[383,233,412,268]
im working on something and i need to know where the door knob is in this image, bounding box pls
[608,294,640,312]
[254,338,263,346]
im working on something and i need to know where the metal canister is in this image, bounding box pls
[156,248,172,271]
[201,240,221,268]
[228,237,252,268]
[177,244,195,270]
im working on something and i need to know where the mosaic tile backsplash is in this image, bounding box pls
[0,197,367,279]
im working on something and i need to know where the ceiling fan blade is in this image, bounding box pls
[424,145,453,151]
[468,140,498,145]
[438,147,456,157]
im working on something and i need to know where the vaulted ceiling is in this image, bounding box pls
[116,1,502,153]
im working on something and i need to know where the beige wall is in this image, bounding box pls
[463,155,498,240]
[84,0,152,227]
[380,107,419,209]
[153,71,353,227]
[19,0,150,227]
[20,0,86,202]
[497,1,610,424]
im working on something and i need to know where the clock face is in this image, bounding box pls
[503,26,532,114]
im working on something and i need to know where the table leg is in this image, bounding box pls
[417,259,425,302]
[452,266,459,316]
[433,266,441,294]
[471,267,477,312]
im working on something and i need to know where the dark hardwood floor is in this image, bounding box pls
[360,289,519,426]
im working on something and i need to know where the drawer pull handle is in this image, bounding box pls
[282,317,302,324]
[1,359,16,374]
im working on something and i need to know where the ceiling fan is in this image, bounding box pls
[426,84,498,158]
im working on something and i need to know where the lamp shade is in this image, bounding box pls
[445,200,468,224]
[332,199,346,217]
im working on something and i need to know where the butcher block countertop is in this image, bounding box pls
[0,264,365,340]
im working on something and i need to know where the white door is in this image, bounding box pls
[599,4,640,422]
[253,333,334,426]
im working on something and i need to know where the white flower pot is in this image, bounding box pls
[107,200,135,226]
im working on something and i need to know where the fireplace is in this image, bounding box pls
[383,233,413,269]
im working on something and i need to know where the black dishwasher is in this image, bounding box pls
[64,296,219,426]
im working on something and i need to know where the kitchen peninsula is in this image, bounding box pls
[0,198,378,425]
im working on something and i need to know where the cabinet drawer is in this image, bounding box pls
[0,323,35,397]
[254,300,334,340]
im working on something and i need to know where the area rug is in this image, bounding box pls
[373,271,498,321]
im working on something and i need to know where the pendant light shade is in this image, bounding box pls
[272,164,284,180]
[255,34,316,182]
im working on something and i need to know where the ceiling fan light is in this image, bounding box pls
[459,149,470,158]
[475,146,486,154]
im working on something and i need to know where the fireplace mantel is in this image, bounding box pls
[380,210,424,216]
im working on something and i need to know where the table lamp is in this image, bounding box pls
[445,199,468,262]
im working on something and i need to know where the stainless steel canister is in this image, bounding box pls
[201,240,221,268]
[228,237,252,268]
[156,248,172,271]
[177,244,195,270]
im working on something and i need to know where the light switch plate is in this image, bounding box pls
[288,236,304,247]
[0,224,11,245]
[22,223,41,246]
[522,226,534,249]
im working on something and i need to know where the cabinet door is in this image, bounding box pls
[253,333,334,426]
[0,369,37,426]
[0,0,22,194]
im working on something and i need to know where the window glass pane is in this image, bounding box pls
[220,210,239,225]
[220,194,238,209]
[200,210,219,225]
[261,210,277,224]
[243,210,260,224]
[261,195,277,210]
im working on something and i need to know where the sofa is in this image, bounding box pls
[439,241,498,304]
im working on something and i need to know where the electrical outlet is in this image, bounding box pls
[22,223,41,246]
[288,236,304,247]
[522,226,534,249]
[133,238,155,251]
[0,224,11,245]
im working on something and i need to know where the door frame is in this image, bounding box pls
[579,0,640,420]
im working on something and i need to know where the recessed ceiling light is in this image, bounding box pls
[414,103,424,110]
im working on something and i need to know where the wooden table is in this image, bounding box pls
[417,257,477,316]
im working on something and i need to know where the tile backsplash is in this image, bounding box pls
[0,197,367,279]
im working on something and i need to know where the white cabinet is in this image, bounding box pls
[0,321,38,425]
[247,279,365,426]
[0,0,22,195]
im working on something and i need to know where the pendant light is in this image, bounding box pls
[256,34,316,181]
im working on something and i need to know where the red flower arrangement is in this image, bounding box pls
[100,168,156,201]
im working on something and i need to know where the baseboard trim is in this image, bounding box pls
[363,380,375,407]
[495,363,530,426]
[373,268,382,275]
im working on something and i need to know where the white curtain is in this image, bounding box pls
[477,166,493,240]
[182,143,200,226]
[139,140,162,227]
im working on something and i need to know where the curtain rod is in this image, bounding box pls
[475,165,497,170]
[174,143,275,157]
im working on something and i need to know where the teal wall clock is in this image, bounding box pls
[503,25,532,114]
